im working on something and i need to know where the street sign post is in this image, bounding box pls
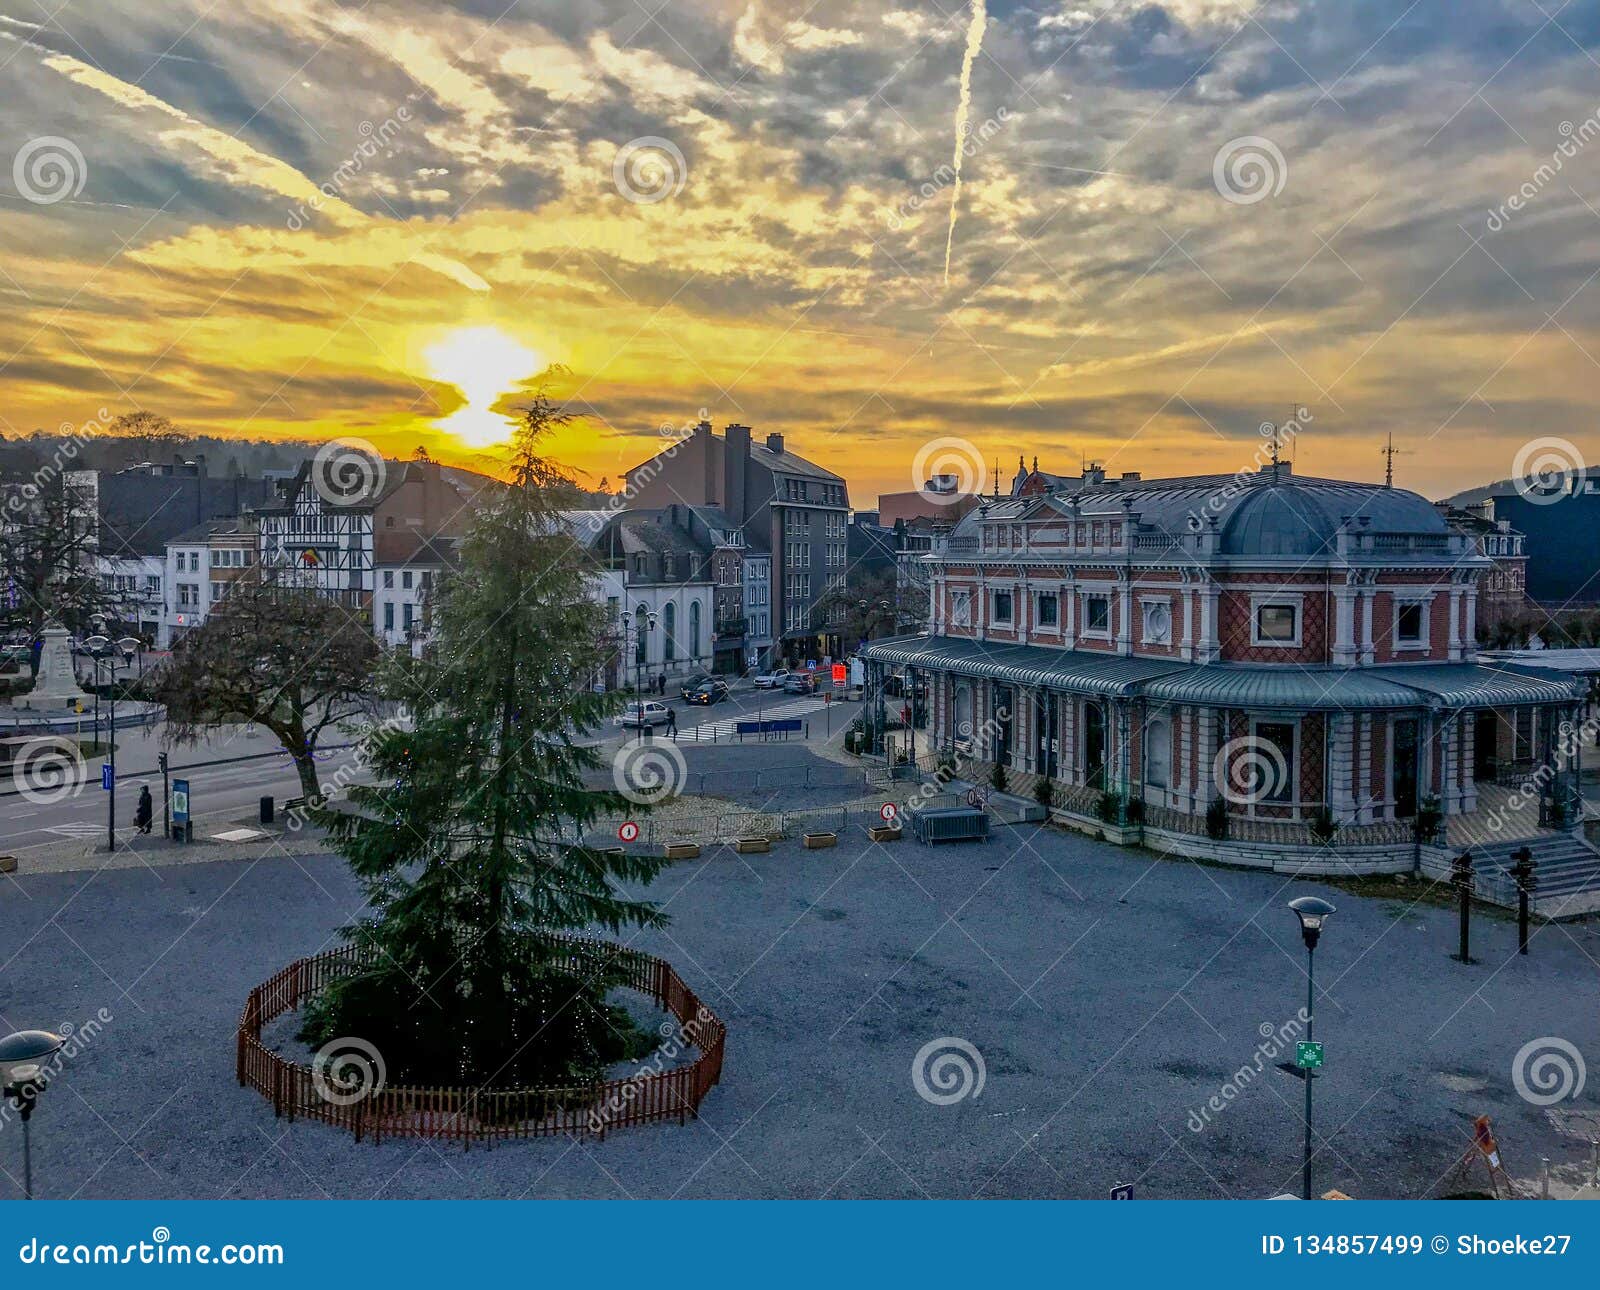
[1295,1040,1324,1070]
[100,764,114,792]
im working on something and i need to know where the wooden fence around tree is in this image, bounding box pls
[236,938,726,1144]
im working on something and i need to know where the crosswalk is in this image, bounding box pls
[677,696,829,741]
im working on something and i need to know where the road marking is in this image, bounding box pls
[44,822,105,839]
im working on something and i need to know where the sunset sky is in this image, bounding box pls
[2,0,1597,501]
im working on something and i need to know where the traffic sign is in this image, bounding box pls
[879,803,899,823]
[1295,1040,1324,1070]
[172,778,190,824]
[618,821,640,843]
[831,663,846,686]
[1109,1183,1134,1200]
[100,764,114,792]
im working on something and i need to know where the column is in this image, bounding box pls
[1333,579,1357,666]
[1196,705,1218,805]
[1329,713,1356,823]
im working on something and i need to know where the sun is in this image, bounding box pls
[424,326,543,448]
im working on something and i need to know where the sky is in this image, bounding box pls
[1,0,1598,503]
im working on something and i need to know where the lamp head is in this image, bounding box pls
[1288,895,1336,951]
[0,1030,64,1092]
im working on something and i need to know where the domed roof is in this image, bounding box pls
[1218,482,1446,557]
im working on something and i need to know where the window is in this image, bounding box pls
[1395,601,1425,646]
[1253,721,1295,804]
[383,570,394,589]
[383,602,394,631]
[1255,604,1297,644]
[635,605,648,665]
[690,601,701,657]
[402,603,414,631]
[1083,594,1110,635]
[951,589,972,627]
[1037,592,1058,627]
[402,571,413,590]
[1142,600,1172,645]
[663,602,676,662]
[1145,714,1171,790]
[992,589,1013,624]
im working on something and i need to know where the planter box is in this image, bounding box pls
[663,842,701,860]
[803,831,838,850]
[0,855,15,874]
[868,824,902,844]
[734,836,770,854]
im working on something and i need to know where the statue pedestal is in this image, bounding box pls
[8,627,88,711]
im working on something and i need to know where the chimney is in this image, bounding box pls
[725,424,751,522]
[1121,471,1141,482]
[1082,463,1105,486]
[765,432,784,455]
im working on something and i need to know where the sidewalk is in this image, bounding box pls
[5,817,334,876]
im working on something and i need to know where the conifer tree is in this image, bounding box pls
[301,393,667,1089]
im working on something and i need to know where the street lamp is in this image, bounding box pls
[84,630,141,850]
[1288,895,1335,1201]
[1,1029,65,1199]
[623,609,658,697]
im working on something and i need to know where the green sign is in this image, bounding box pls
[1296,1040,1324,1070]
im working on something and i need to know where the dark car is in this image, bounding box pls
[686,679,730,705]
[679,673,716,701]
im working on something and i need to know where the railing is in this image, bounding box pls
[237,938,725,1143]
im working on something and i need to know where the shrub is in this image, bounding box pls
[1309,805,1339,846]
[990,762,1008,794]
[1205,798,1229,840]
[1034,776,1055,809]
[1095,791,1122,824]
[1413,796,1443,844]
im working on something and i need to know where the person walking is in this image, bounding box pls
[134,784,154,835]
[657,671,667,696]
[665,706,678,739]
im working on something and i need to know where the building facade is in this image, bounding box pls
[160,519,257,648]
[862,463,1589,878]
[622,421,849,661]
[1438,502,1528,635]
[1486,470,1600,606]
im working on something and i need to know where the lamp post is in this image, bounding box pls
[1,1029,65,1199]
[84,630,141,851]
[1288,895,1335,1201]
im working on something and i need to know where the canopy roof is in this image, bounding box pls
[860,635,1586,711]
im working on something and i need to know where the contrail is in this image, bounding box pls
[943,0,988,286]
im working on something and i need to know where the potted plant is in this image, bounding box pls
[1205,797,1229,840]
[1309,805,1339,846]
[1413,795,1443,845]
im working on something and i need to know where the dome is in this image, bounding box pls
[1218,482,1446,557]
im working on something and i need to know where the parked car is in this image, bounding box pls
[783,671,819,694]
[614,700,672,729]
[753,668,790,689]
[679,673,716,701]
[686,679,730,705]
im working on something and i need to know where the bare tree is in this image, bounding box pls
[154,572,380,797]
[0,470,106,651]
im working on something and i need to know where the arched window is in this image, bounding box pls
[1145,713,1171,791]
[663,602,676,662]
[634,605,647,665]
[690,601,701,659]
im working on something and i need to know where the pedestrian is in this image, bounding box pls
[666,707,677,738]
[657,671,667,696]
[134,784,154,835]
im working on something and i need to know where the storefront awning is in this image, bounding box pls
[860,635,1588,710]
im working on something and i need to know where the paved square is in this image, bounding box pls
[3,819,1597,1198]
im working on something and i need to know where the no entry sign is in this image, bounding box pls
[618,821,640,843]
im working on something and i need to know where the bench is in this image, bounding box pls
[910,806,990,845]
[283,796,307,813]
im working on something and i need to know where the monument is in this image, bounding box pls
[8,624,86,712]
